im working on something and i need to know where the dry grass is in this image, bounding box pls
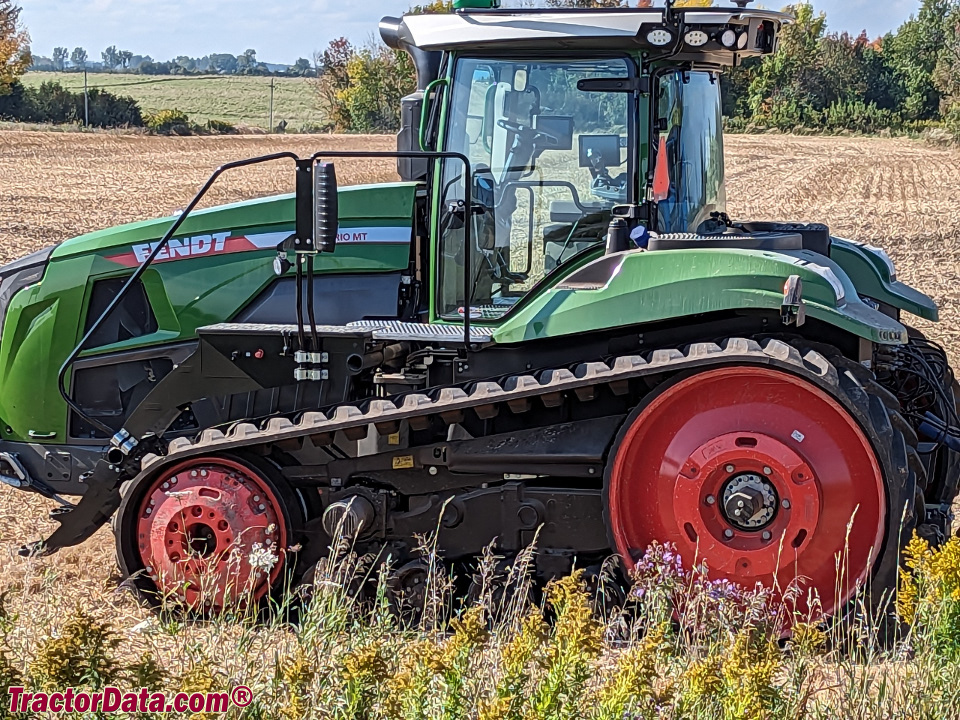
[21,72,319,130]
[0,133,959,712]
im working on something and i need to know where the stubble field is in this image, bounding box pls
[0,131,959,718]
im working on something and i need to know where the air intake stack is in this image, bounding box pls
[380,16,443,182]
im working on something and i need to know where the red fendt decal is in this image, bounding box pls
[105,232,258,267]
[105,227,410,267]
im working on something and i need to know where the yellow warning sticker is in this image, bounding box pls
[388,432,401,446]
[392,455,415,470]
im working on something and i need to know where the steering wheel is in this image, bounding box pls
[497,119,560,148]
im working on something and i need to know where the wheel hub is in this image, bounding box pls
[607,365,887,618]
[721,473,778,531]
[134,458,288,610]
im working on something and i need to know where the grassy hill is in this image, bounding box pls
[21,72,320,130]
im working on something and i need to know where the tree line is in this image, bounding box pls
[316,0,960,141]
[30,46,316,78]
[3,0,960,139]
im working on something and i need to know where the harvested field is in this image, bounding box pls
[2,131,958,355]
[1,131,960,717]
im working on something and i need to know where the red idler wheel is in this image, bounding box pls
[135,458,289,610]
[606,366,886,618]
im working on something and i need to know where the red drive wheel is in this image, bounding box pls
[132,457,290,610]
[606,366,887,618]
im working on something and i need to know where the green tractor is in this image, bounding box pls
[1,0,957,618]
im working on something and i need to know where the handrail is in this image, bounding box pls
[60,150,475,438]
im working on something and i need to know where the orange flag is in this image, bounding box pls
[653,135,670,202]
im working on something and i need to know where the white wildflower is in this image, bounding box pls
[248,542,279,573]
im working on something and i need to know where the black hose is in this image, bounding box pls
[307,255,320,352]
[295,255,307,352]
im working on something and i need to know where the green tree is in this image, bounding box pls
[411,0,453,11]
[747,2,827,128]
[101,45,119,70]
[0,0,30,93]
[238,48,257,72]
[544,0,629,6]
[52,46,67,71]
[884,0,955,120]
[291,57,313,76]
[70,46,87,70]
[209,53,238,74]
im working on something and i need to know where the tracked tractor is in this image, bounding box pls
[1,0,957,618]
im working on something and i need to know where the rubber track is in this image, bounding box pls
[141,338,850,475]
[126,336,926,616]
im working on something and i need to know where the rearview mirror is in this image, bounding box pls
[314,161,339,254]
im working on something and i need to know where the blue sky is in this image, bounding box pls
[22,1,922,65]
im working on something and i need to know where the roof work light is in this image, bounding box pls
[453,0,501,9]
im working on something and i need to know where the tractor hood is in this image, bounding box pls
[50,182,420,264]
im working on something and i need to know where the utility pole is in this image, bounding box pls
[269,77,275,132]
[83,69,89,128]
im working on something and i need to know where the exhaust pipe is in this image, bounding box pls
[380,16,444,181]
[380,16,442,92]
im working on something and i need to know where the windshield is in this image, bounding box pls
[655,70,726,234]
[437,56,634,321]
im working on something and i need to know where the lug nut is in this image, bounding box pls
[706,495,716,505]
[762,531,772,541]
[725,465,735,473]
[253,495,260,502]
[763,467,773,475]
[258,504,266,511]
[782,499,791,509]
[724,529,735,539]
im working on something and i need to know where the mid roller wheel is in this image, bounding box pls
[115,456,304,611]
[605,356,914,619]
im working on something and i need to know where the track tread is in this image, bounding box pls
[118,335,941,618]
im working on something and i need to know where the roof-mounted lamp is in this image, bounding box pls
[453,0,501,9]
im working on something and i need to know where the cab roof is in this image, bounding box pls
[380,7,792,56]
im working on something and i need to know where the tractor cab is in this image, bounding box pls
[381,1,790,322]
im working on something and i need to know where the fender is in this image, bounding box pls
[830,237,938,321]
[493,247,910,346]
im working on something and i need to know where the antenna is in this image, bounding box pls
[732,0,755,7]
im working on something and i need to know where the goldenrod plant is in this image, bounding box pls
[4,533,960,718]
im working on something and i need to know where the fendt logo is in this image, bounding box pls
[105,230,275,268]
[104,227,411,268]
[132,232,231,263]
